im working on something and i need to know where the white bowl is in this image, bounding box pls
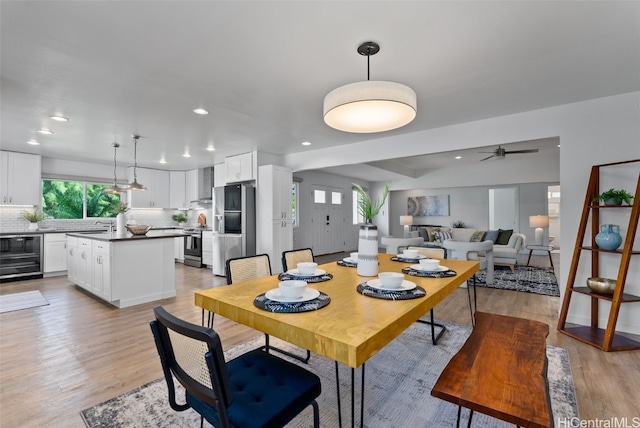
[402,249,419,258]
[278,280,308,299]
[419,259,440,271]
[350,252,359,261]
[378,272,404,289]
[297,262,318,275]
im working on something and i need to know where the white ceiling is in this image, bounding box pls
[1,1,638,180]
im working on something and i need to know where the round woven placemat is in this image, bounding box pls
[277,272,333,283]
[356,282,426,300]
[401,267,457,278]
[254,291,331,313]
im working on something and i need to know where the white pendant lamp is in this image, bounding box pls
[324,41,417,133]
[126,135,147,191]
[104,142,125,194]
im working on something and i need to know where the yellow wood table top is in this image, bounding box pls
[194,254,479,368]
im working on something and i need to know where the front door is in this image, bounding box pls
[310,185,346,255]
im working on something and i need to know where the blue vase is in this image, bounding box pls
[595,224,622,250]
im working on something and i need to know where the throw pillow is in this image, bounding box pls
[418,228,429,241]
[470,230,486,242]
[484,229,500,243]
[496,229,513,245]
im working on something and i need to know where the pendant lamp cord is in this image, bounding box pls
[367,48,371,81]
[112,144,118,184]
[132,135,139,181]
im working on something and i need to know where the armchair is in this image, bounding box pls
[442,240,494,285]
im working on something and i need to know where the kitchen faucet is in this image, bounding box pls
[94,220,115,233]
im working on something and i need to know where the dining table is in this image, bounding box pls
[194,253,479,427]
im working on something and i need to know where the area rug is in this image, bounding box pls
[81,321,578,427]
[0,290,49,314]
[474,265,560,296]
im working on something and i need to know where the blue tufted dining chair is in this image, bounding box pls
[150,306,321,428]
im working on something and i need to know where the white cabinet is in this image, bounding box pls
[202,231,213,267]
[67,236,78,283]
[0,151,41,206]
[257,165,293,273]
[174,236,184,262]
[214,163,226,187]
[185,169,199,204]
[76,238,92,291]
[225,153,254,183]
[127,167,170,208]
[92,241,111,301]
[44,234,68,274]
[169,171,187,208]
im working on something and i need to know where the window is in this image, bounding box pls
[353,190,364,224]
[291,182,298,227]
[314,189,326,204]
[331,191,342,205]
[42,179,122,219]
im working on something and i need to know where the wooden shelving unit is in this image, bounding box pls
[557,159,640,351]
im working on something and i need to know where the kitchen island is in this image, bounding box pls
[66,230,186,308]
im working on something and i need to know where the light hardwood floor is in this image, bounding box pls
[0,252,638,427]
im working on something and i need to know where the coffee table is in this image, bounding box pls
[195,254,479,427]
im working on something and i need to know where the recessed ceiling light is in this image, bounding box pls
[159,158,167,164]
[455,156,462,159]
[193,108,209,115]
[182,152,191,158]
[27,139,40,145]
[301,141,311,146]
[50,115,68,122]
[206,146,215,152]
[37,129,53,135]
[557,144,561,148]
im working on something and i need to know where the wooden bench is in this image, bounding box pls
[431,312,553,428]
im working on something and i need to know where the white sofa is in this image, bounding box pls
[493,233,526,271]
[380,235,425,254]
[413,226,526,272]
[442,239,494,285]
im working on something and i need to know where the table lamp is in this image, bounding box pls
[400,215,413,238]
[529,215,549,245]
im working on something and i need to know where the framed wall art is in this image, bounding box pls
[407,195,450,216]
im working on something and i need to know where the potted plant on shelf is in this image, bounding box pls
[592,188,634,206]
[22,210,45,230]
[353,182,391,277]
[172,212,187,226]
[451,220,466,228]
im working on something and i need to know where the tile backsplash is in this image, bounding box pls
[0,206,212,233]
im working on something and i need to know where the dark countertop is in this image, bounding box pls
[66,230,187,242]
[0,227,186,237]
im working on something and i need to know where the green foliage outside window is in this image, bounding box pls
[42,180,121,219]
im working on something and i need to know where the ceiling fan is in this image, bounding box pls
[478,145,539,161]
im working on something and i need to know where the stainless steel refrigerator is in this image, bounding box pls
[211,184,256,276]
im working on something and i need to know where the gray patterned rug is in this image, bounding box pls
[81,321,578,427]
[474,265,560,296]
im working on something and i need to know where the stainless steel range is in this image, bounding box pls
[183,227,203,268]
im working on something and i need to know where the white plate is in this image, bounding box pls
[342,257,358,264]
[265,288,320,303]
[287,268,327,277]
[395,254,426,260]
[410,264,449,272]
[367,279,417,292]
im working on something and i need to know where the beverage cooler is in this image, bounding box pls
[0,234,44,282]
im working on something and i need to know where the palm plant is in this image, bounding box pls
[353,182,391,223]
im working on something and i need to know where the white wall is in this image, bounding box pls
[282,91,640,334]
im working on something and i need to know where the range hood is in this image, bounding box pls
[190,167,214,205]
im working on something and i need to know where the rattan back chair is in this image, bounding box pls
[226,254,272,285]
[150,306,320,428]
[282,248,314,272]
[225,254,311,364]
